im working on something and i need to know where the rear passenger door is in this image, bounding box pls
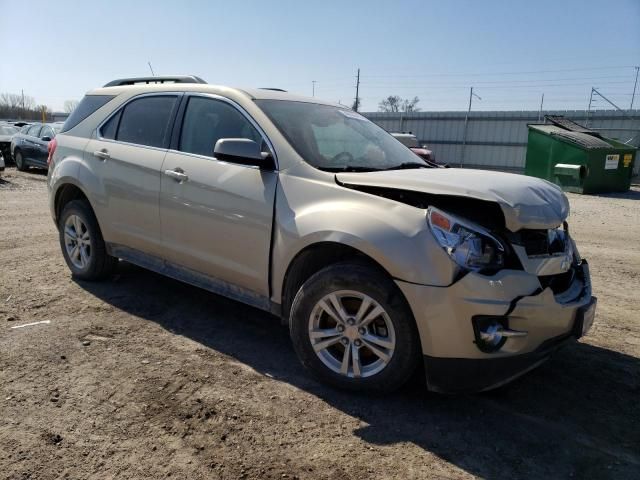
[159,94,278,297]
[83,93,180,257]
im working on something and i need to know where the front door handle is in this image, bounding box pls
[164,168,189,182]
[93,149,110,160]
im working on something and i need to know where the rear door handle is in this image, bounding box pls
[93,149,110,160]
[164,168,189,182]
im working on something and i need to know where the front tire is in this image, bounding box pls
[58,200,117,280]
[289,262,420,393]
[14,149,27,171]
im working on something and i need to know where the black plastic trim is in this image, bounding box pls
[424,333,575,393]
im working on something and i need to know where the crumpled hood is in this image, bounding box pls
[336,168,569,232]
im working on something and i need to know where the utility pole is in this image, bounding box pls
[586,87,595,127]
[630,66,639,111]
[21,89,24,119]
[148,61,155,76]
[312,80,316,97]
[354,68,360,112]
[538,93,545,122]
[460,87,480,168]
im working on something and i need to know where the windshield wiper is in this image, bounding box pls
[382,162,430,171]
[318,166,381,172]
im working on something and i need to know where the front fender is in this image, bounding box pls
[270,172,457,304]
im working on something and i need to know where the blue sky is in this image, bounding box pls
[1,0,639,112]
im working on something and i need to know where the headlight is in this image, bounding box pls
[427,207,505,272]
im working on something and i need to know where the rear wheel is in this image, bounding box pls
[58,200,117,280]
[14,149,27,171]
[289,262,420,393]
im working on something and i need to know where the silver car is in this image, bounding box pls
[47,76,596,393]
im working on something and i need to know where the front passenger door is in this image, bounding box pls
[159,95,278,297]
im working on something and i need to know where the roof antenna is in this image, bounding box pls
[148,61,155,76]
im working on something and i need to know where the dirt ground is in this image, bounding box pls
[0,166,638,480]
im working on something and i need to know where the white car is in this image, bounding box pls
[0,124,18,163]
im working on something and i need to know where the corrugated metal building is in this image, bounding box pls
[363,110,640,173]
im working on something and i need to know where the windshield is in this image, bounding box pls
[394,135,420,148]
[0,126,18,135]
[255,100,426,171]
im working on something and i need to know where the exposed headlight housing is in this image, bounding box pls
[427,207,505,272]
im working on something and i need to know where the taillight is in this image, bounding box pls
[47,137,57,166]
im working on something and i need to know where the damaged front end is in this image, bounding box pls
[336,171,596,392]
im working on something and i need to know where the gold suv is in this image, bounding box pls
[48,76,596,393]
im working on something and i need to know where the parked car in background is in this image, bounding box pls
[391,132,438,165]
[11,122,63,170]
[0,124,19,162]
[48,76,595,394]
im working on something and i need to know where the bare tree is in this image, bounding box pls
[402,96,421,113]
[0,92,50,120]
[63,100,80,114]
[0,92,35,111]
[378,95,403,113]
[378,95,421,113]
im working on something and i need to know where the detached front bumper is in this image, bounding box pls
[397,261,595,393]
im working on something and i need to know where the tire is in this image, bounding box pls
[289,262,420,393]
[14,149,27,171]
[58,199,117,280]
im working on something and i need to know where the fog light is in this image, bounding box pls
[472,316,528,353]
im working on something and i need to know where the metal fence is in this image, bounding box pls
[363,110,640,173]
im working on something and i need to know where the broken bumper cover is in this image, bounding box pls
[396,261,595,393]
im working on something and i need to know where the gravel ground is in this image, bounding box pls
[1,166,639,480]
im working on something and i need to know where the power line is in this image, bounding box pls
[360,75,633,86]
[361,65,636,78]
[358,81,634,90]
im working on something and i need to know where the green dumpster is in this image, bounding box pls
[525,116,636,194]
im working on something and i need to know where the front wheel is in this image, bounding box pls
[289,262,420,393]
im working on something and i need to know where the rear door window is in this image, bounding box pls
[100,110,121,140]
[116,96,178,148]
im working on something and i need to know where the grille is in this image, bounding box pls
[539,267,576,295]
[517,229,567,257]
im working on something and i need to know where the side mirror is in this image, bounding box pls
[214,138,274,169]
[41,136,52,142]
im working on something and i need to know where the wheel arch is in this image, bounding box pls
[279,241,411,327]
[53,182,97,229]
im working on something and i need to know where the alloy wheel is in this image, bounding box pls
[64,214,91,269]
[308,290,396,378]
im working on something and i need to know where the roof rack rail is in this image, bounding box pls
[103,75,207,87]
[259,88,287,92]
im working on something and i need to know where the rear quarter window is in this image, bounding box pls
[61,95,115,133]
